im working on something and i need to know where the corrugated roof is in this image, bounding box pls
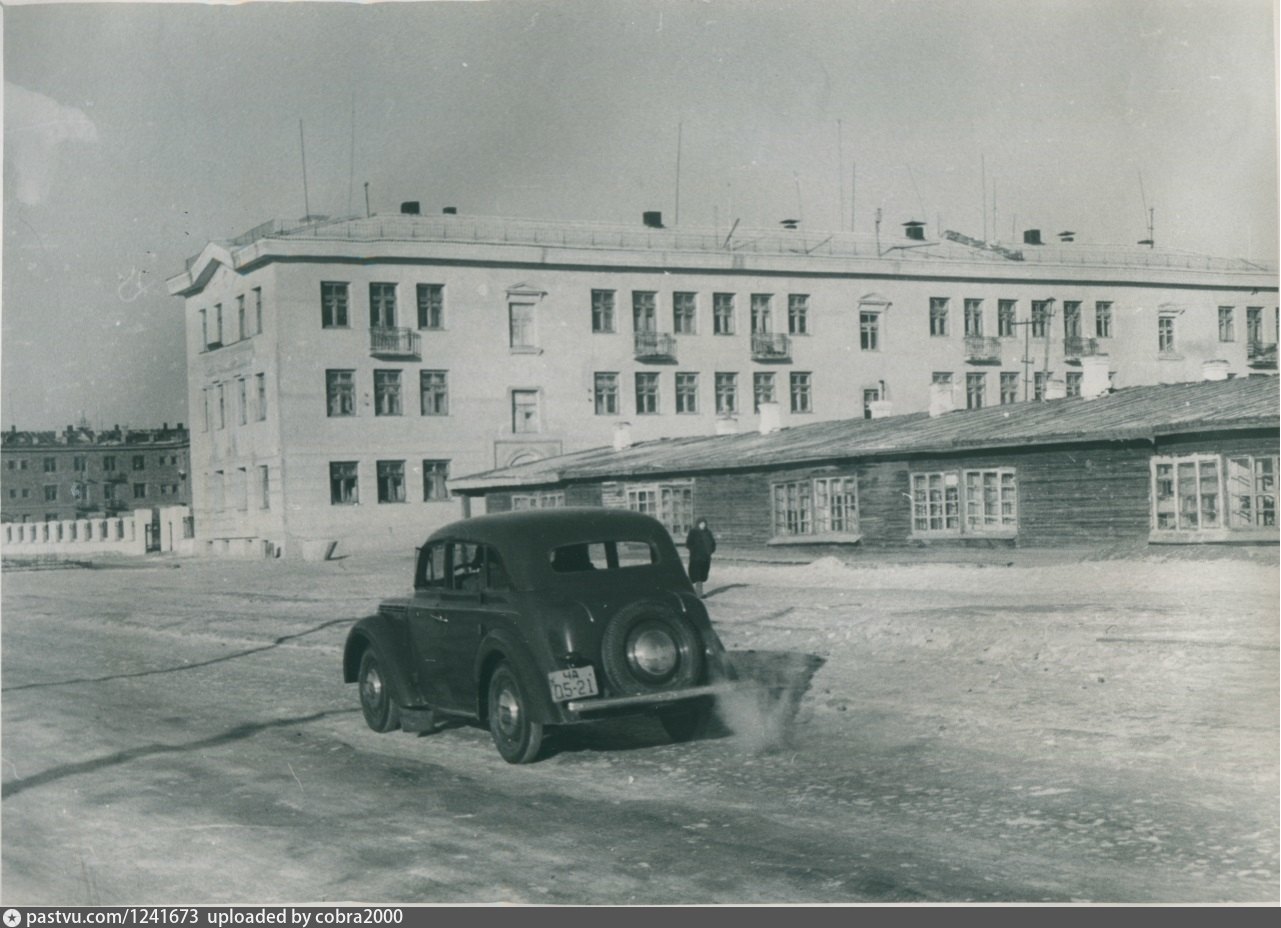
[452,377,1279,491]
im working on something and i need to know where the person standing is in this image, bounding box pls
[685,518,717,597]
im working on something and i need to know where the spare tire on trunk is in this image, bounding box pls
[600,599,704,696]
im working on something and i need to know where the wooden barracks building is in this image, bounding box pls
[167,206,1278,556]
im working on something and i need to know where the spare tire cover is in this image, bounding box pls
[600,599,704,696]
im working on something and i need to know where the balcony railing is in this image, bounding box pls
[1064,335,1102,360]
[369,327,421,360]
[634,331,678,362]
[964,335,1002,364]
[1247,340,1278,369]
[751,332,792,362]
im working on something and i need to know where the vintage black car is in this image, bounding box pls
[342,508,733,763]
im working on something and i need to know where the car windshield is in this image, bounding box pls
[548,539,657,573]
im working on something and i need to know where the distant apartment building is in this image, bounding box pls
[167,207,1278,556]
[1,424,190,523]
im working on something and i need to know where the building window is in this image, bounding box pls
[635,372,660,415]
[929,298,949,336]
[591,290,616,333]
[673,292,698,334]
[715,372,738,415]
[1033,371,1049,401]
[1218,306,1235,342]
[512,390,540,433]
[321,282,349,328]
[254,287,263,334]
[417,284,445,329]
[862,386,882,418]
[912,469,1017,535]
[44,485,57,501]
[42,457,56,472]
[511,490,564,510]
[1247,306,1263,344]
[594,373,619,415]
[790,372,812,414]
[675,372,699,414]
[199,309,208,348]
[256,373,267,421]
[750,294,773,335]
[1062,301,1082,339]
[213,304,223,345]
[1158,315,1177,354]
[326,370,356,417]
[422,460,450,501]
[1095,301,1113,338]
[963,299,983,337]
[1030,300,1051,338]
[374,370,403,416]
[133,483,147,499]
[713,293,736,335]
[1000,371,1019,405]
[237,295,247,341]
[330,462,358,505]
[370,283,397,328]
[259,465,270,509]
[772,476,858,538]
[932,371,953,387]
[860,312,880,351]
[965,372,986,409]
[788,294,810,335]
[103,456,116,472]
[237,377,248,425]
[216,383,226,429]
[1152,456,1220,531]
[998,300,1016,338]
[632,291,657,334]
[133,455,146,470]
[1227,455,1277,528]
[509,302,536,348]
[625,483,694,536]
[419,370,449,416]
[375,461,406,503]
[73,455,86,472]
[201,389,210,432]
[1065,372,1082,397]
[753,372,776,412]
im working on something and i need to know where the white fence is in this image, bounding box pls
[1,506,194,558]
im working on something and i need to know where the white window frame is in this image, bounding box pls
[911,469,1017,537]
[770,475,859,542]
[1151,453,1278,542]
[624,482,694,537]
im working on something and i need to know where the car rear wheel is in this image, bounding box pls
[601,601,704,696]
[487,662,544,764]
[358,648,401,733]
[658,696,714,743]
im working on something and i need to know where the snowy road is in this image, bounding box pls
[1,552,1276,903]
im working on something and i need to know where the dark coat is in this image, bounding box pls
[685,525,717,583]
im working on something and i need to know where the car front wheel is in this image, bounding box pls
[358,648,401,733]
[487,662,544,764]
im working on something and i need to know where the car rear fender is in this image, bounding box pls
[342,613,424,708]
[475,628,562,726]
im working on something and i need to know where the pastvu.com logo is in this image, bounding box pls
[4,909,22,927]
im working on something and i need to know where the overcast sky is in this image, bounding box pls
[2,0,1277,430]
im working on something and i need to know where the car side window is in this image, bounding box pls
[484,546,514,591]
[416,542,447,589]
[451,541,483,592]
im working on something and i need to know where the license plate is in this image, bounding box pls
[548,665,599,702]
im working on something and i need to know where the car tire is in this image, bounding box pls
[658,696,714,743]
[601,601,704,696]
[487,662,544,764]
[358,648,401,733]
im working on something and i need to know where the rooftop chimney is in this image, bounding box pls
[928,381,957,417]
[1043,376,1068,400]
[1023,229,1043,246]
[715,417,739,436]
[757,402,782,435]
[866,400,894,419]
[1079,355,1111,399]
[612,421,633,451]
[642,211,664,229]
[400,201,421,215]
[442,206,457,215]
[903,220,926,241]
[1202,359,1230,382]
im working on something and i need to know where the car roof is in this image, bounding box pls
[424,507,671,550]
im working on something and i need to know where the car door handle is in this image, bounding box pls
[429,613,448,624]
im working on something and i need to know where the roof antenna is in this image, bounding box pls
[299,119,311,221]
[1137,169,1155,247]
[674,121,683,226]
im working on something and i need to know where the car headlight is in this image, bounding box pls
[628,626,679,679]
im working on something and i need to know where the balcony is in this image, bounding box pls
[634,331,678,362]
[964,336,1002,364]
[1247,340,1278,369]
[751,332,792,362]
[369,327,421,360]
[1063,335,1102,361]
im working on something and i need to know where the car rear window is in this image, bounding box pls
[549,539,657,572]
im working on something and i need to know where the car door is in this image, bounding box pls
[407,540,455,708]
[432,540,494,713]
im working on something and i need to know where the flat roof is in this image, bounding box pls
[450,377,1280,492]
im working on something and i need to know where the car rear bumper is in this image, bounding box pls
[564,682,738,716]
